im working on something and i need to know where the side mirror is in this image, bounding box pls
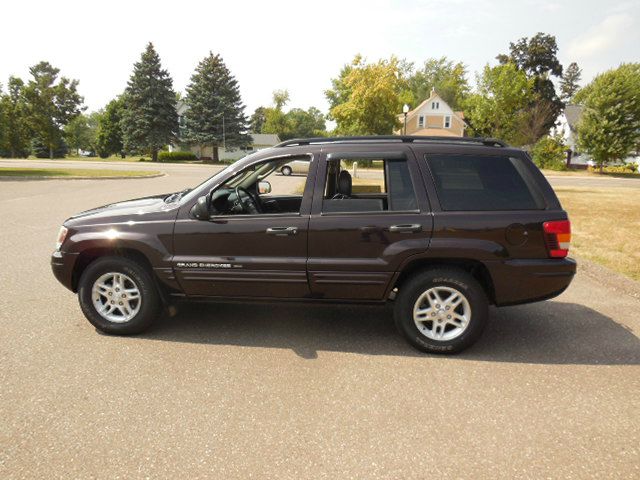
[258,180,272,194]
[191,195,211,220]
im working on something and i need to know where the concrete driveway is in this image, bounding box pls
[1,163,639,478]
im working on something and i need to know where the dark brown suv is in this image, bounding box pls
[51,136,575,353]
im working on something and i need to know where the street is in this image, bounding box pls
[1,161,639,478]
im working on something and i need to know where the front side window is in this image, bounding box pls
[209,156,311,215]
[426,154,543,211]
[321,157,418,214]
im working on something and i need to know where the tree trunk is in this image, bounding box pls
[152,148,158,162]
[599,163,603,174]
[49,145,54,160]
[212,145,219,164]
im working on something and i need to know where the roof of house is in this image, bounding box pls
[564,105,583,130]
[399,91,467,126]
[251,133,280,145]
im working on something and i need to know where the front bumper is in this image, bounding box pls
[51,250,79,292]
[487,257,577,306]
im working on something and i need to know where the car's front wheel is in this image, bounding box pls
[281,166,292,176]
[394,268,488,354]
[78,256,161,335]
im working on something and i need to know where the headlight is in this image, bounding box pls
[55,226,68,251]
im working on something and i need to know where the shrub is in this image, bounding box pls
[587,163,639,174]
[531,135,567,171]
[157,151,197,162]
[31,136,68,159]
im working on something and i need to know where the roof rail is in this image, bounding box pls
[274,135,507,148]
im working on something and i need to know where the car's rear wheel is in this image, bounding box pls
[394,268,488,354]
[78,256,161,335]
[281,166,292,176]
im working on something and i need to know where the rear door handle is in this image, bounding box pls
[389,224,422,233]
[266,226,298,236]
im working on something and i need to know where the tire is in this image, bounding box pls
[77,256,161,335]
[394,268,488,354]
[281,166,292,176]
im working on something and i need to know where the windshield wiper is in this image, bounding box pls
[165,188,192,203]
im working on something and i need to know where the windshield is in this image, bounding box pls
[178,163,236,204]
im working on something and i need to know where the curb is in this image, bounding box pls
[577,256,640,300]
[0,172,166,181]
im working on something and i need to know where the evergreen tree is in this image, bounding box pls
[23,62,83,159]
[122,43,178,162]
[560,62,582,102]
[183,52,250,162]
[96,96,126,158]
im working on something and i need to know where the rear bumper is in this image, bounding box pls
[487,257,577,306]
[51,251,79,292]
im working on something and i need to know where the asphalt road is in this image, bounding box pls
[1,163,639,478]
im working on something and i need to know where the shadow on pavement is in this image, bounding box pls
[139,300,640,365]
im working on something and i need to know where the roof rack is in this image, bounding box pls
[274,135,507,148]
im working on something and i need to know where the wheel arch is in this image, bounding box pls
[72,247,154,293]
[393,258,496,305]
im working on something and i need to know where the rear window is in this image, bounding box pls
[426,154,543,211]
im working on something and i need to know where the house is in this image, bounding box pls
[396,90,467,137]
[551,104,585,164]
[174,100,279,161]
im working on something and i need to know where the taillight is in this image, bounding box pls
[543,220,571,258]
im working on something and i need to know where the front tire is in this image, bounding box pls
[78,256,161,335]
[394,268,488,354]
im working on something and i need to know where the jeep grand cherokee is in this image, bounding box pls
[51,136,576,353]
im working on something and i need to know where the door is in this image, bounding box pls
[172,155,315,298]
[307,147,433,300]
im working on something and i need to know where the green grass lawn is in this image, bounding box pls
[0,168,161,178]
[541,169,640,179]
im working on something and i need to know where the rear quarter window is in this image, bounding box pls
[426,154,544,211]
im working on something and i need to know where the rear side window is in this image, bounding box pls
[426,154,543,211]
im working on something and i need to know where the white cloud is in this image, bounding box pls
[567,13,634,59]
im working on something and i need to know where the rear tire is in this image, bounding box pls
[78,256,161,335]
[394,268,488,354]
[281,166,292,176]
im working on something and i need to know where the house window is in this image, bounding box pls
[432,101,439,110]
[418,115,425,128]
[444,115,451,128]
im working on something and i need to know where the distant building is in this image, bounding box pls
[396,90,466,137]
[174,100,279,161]
[551,104,584,162]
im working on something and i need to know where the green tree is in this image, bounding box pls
[531,134,567,170]
[250,106,267,133]
[498,32,564,136]
[575,63,640,172]
[0,77,31,157]
[183,52,250,162]
[403,57,469,109]
[121,43,178,162]
[463,63,534,144]
[23,62,84,159]
[96,96,126,158]
[325,55,403,135]
[560,62,582,102]
[64,113,98,155]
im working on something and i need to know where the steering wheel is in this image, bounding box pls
[234,186,263,214]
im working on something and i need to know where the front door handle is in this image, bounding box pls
[266,226,298,236]
[389,224,422,233]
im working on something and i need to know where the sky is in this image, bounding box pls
[1,0,638,115]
